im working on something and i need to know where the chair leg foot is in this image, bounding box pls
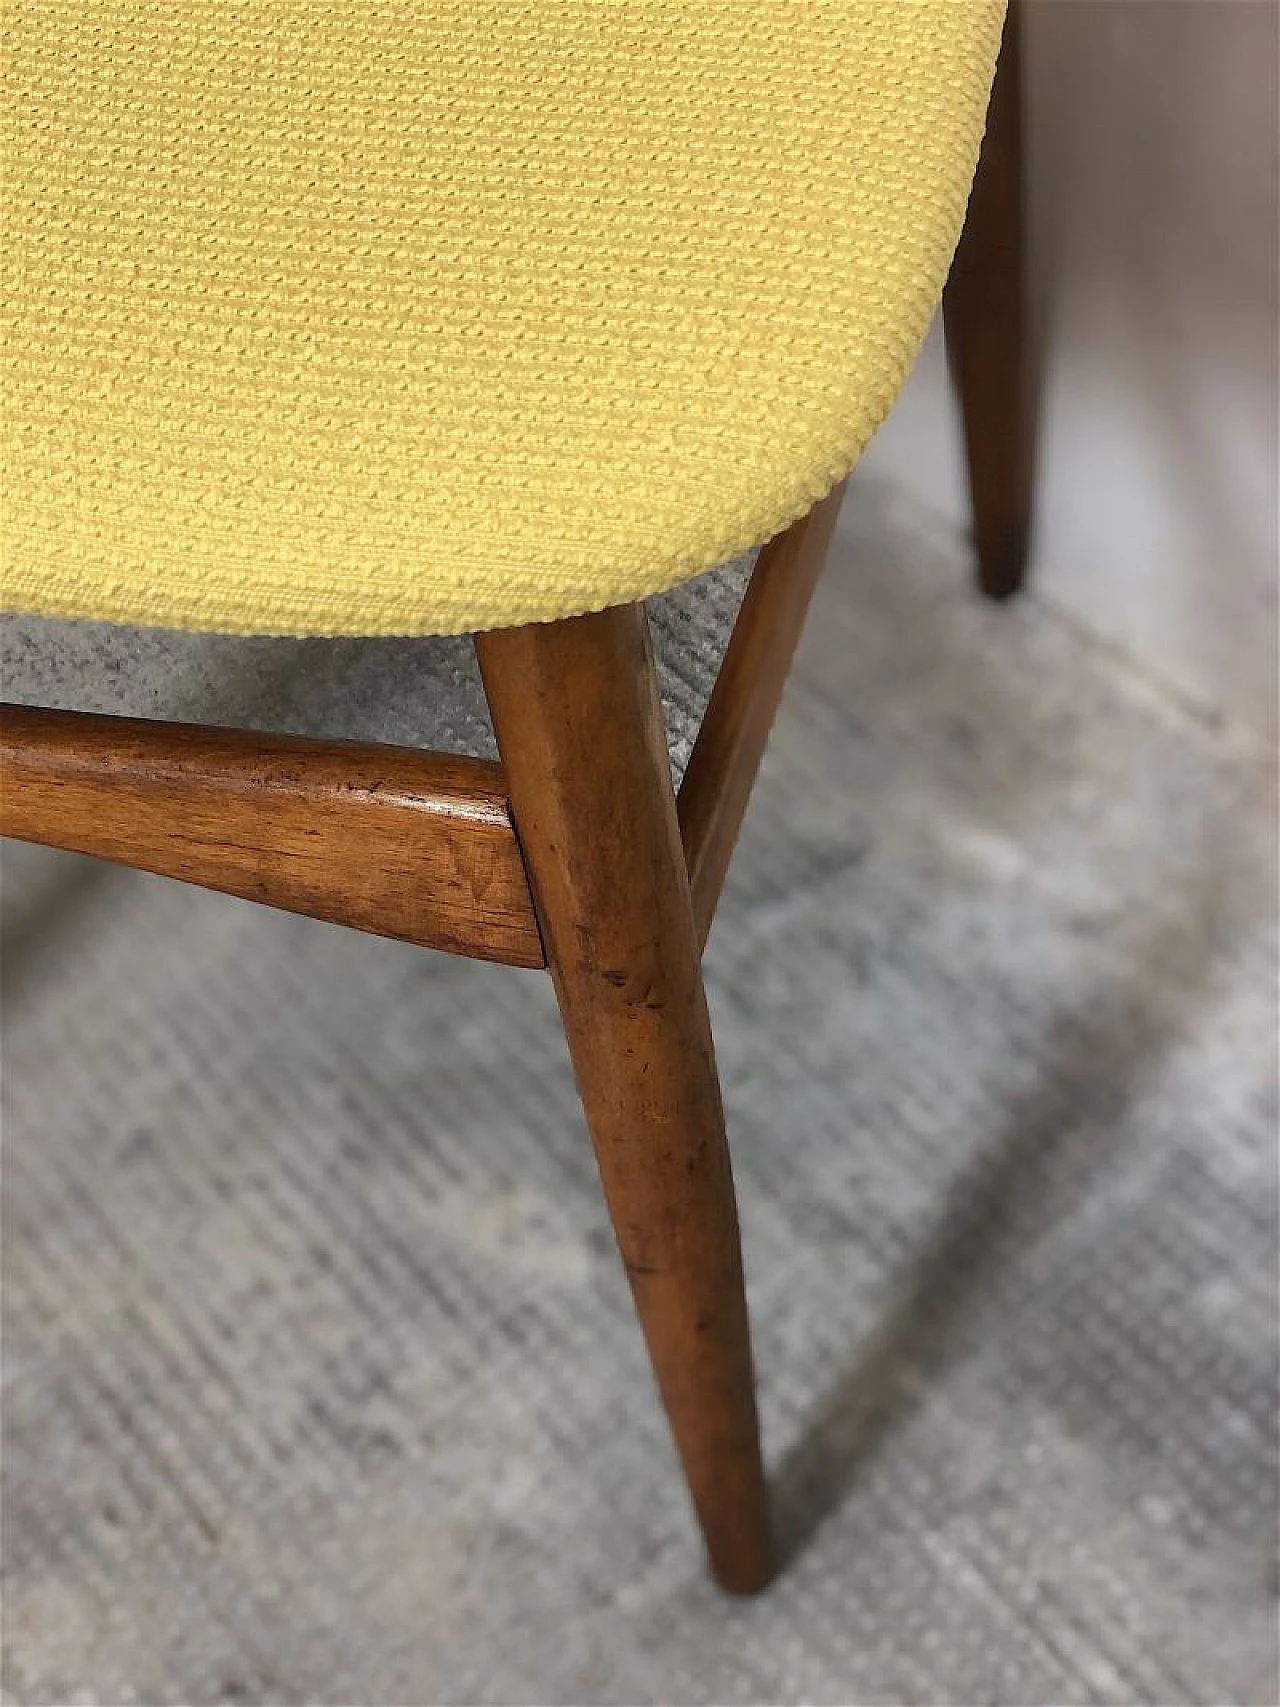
[475,604,772,1593]
[975,531,1030,603]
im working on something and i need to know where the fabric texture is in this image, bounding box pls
[1,2,1002,637]
[3,482,1275,1704]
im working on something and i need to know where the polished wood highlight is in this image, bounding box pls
[678,481,846,950]
[943,0,1032,599]
[0,704,544,968]
[475,606,772,1594]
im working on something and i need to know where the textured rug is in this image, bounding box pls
[2,479,1276,1706]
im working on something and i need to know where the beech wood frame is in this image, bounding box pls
[0,11,1026,1596]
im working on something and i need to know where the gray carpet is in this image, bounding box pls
[2,479,1276,1706]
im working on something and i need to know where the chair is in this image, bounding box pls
[0,2,1029,1593]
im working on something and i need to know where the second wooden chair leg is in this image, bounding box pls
[943,0,1032,600]
[475,604,772,1594]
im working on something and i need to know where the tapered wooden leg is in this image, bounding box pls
[943,0,1032,600]
[475,605,772,1594]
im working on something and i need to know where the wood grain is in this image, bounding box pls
[475,606,772,1594]
[0,704,545,968]
[943,0,1032,600]
[678,481,846,949]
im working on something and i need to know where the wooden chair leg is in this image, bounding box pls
[943,0,1032,600]
[475,604,772,1594]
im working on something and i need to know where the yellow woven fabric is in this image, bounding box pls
[2,2,1004,637]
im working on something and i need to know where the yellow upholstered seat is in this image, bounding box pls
[2,2,1003,638]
